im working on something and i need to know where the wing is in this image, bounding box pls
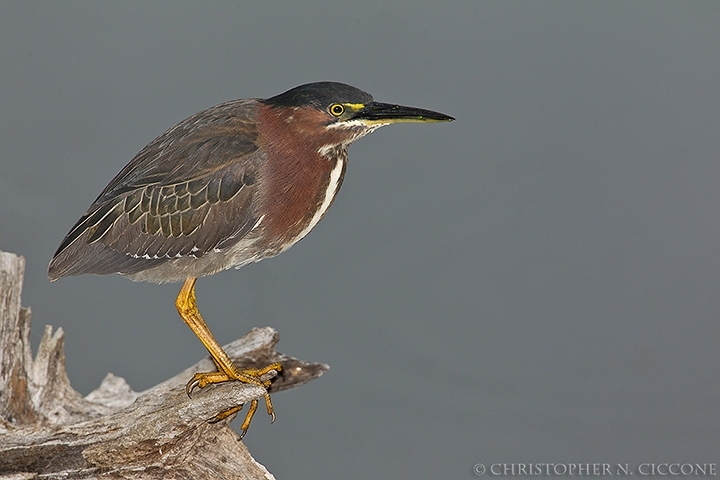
[48,99,264,280]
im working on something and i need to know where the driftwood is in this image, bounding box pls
[0,251,328,479]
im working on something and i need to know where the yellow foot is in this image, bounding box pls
[175,278,284,438]
[187,362,283,439]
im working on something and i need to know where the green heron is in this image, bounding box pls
[48,81,454,437]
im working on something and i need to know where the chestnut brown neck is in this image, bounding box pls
[255,103,348,250]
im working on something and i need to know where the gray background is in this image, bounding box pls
[2,2,719,478]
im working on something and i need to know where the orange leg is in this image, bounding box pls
[176,277,282,438]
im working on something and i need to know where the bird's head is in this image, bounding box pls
[261,82,454,151]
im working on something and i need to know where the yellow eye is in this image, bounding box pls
[329,104,345,116]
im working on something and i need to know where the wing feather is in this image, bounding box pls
[48,99,264,281]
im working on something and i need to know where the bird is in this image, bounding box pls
[48,81,454,437]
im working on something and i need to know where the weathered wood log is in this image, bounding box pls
[0,251,328,479]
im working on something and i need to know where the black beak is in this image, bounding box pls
[353,101,454,124]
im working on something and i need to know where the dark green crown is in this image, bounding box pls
[264,82,374,109]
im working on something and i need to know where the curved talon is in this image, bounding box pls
[238,398,259,438]
[184,363,282,437]
[186,377,200,397]
[263,392,276,424]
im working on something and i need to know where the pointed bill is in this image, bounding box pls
[351,102,455,125]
